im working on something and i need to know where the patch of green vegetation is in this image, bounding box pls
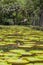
[0,25,43,65]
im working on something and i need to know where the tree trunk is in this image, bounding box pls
[40,10,43,27]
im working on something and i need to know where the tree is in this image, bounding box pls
[0,0,41,26]
[40,0,43,26]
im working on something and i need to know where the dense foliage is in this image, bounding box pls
[0,0,42,26]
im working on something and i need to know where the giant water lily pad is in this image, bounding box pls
[30,50,43,54]
[7,58,29,64]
